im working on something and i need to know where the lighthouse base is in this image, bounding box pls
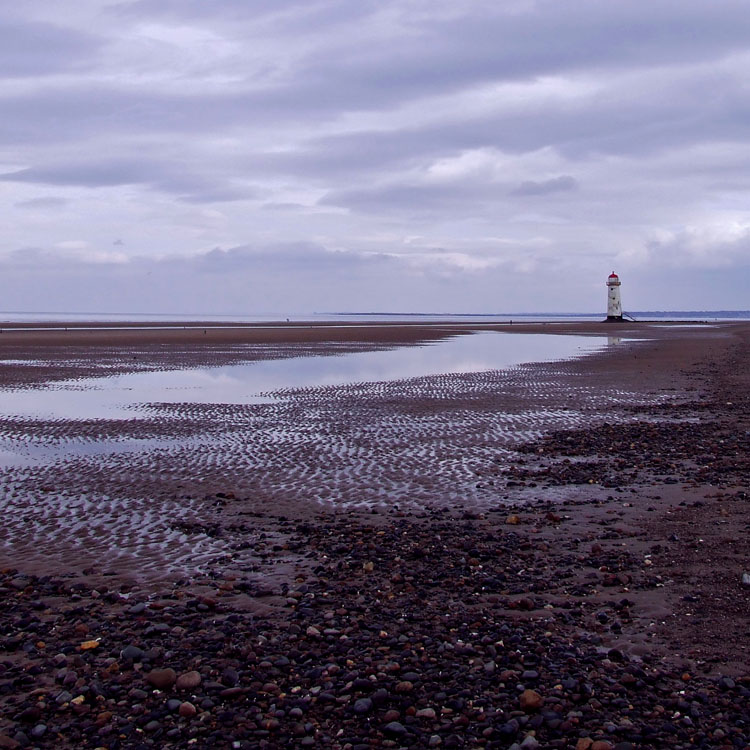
[605,315,624,322]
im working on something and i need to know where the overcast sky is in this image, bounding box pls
[2,0,749,315]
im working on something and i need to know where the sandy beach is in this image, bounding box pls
[0,321,747,749]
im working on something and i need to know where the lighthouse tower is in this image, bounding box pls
[606,272,623,321]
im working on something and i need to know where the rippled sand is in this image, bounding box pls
[0,321,735,586]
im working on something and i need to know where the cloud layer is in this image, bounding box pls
[2,0,749,313]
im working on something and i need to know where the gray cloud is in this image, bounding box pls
[14,196,69,209]
[1,158,259,204]
[0,20,101,77]
[510,176,578,197]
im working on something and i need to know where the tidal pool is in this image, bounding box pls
[0,331,607,421]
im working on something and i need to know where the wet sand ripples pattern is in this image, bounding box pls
[0,355,663,581]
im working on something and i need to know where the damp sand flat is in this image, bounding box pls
[0,329,615,579]
[0,321,736,588]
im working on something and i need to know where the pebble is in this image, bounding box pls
[176,670,202,690]
[145,668,177,690]
[178,701,197,718]
[353,698,373,714]
[519,689,544,712]
[120,644,144,661]
[383,721,407,737]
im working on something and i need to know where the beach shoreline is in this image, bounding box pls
[0,321,747,748]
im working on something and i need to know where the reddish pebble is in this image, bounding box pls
[519,689,544,712]
[178,701,197,718]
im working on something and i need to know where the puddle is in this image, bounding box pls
[0,332,605,421]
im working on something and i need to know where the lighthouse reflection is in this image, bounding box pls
[608,336,622,346]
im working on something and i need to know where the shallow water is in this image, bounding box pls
[0,330,654,582]
[0,332,604,420]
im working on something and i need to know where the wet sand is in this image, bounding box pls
[0,321,748,748]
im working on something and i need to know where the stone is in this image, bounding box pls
[353,698,373,714]
[519,689,544,712]
[221,667,239,686]
[29,725,46,740]
[120,645,144,661]
[179,701,197,718]
[146,668,177,690]
[383,721,407,737]
[176,670,202,691]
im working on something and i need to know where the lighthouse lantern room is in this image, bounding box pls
[606,272,623,321]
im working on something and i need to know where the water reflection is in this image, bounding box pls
[0,332,604,421]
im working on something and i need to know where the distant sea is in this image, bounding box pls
[1,310,749,324]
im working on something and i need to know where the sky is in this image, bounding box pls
[1,0,750,315]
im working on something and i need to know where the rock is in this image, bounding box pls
[179,701,197,718]
[353,698,373,714]
[120,644,144,661]
[383,721,407,737]
[0,735,19,749]
[591,742,613,750]
[519,689,544,712]
[576,740,593,750]
[742,572,750,587]
[520,736,540,749]
[145,668,177,690]
[176,670,202,691]
[29,725,46,740]
[221,667,239,686]
[16,706,41,724]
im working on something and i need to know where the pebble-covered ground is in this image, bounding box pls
[0,322,748,748]
[0,505,747,749]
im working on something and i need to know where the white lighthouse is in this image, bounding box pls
[606,272,623,321]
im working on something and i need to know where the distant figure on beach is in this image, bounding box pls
[606,272,623,322]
